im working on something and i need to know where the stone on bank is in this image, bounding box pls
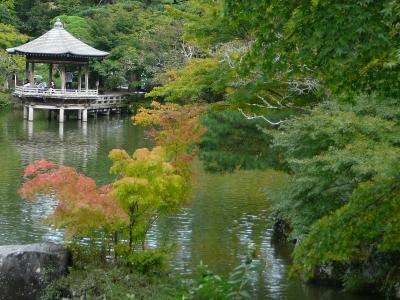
[0,243,71,300]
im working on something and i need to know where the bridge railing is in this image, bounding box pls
[14,86,99,99]
[91,94,127,109]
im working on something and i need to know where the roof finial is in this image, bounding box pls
[54,18,64,29]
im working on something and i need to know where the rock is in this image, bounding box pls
[0,243,71,300]
[272,218,290,241]
[395,283,400,298]
[305,263,343,287]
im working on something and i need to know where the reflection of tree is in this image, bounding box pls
[152,160,289,278]
[0,111,33,244]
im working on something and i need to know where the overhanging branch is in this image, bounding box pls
[238,108,284,126]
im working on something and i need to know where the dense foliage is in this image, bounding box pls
[224,0,400,97]
[267,98,400,292]
[145,0,400,295]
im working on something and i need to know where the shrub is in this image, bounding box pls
[42,263,183,300]
[123,248,169,274]
[0,92,11,110]
[179,249,259,300]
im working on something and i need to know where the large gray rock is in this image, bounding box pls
[0,243,71,300]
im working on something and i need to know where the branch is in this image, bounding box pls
[238,108,284,126]
[181,42,194,59]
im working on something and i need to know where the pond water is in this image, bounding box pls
[0,109,383,300]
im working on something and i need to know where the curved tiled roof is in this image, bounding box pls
[7,19,108,59]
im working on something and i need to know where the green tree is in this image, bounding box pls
[14,0,58,36]
[88,1,185,90]
[147,58,231,102]
[110,146,188,250]
[0,23,28,49]
[0,0,16,24]
[55,15,93,44]
[268,99,400,292]
[0,23,27,90]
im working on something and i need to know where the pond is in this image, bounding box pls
[0,109,383,300]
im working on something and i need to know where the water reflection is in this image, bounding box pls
[0,110,383,300]
[27,120,33,139]
[59,122,64,140]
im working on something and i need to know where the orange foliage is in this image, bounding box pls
[19,160,128,239]
[133,101,206,180]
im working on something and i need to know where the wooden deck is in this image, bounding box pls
[14,88,146,122]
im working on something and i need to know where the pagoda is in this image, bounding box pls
[6,18,109,122]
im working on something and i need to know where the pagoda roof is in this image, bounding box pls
[6,19,108,60]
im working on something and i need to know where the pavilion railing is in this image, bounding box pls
[14,86,99,99]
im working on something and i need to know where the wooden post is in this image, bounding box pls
[30,62,35,86]
[78,66,82,91]
[85,65,89,92]
[49,64,53,82]
[25,60,29,82]
[60,65,66,91]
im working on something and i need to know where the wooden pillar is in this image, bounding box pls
[25,60,29,82]
[60,65,66,91]
[78,66,82,91]
[49,64,53,82]
[82,109,88,122]
[59,107,65,123]
[30,62,35,85]
[85,65,89,92]
[28,105,34,121]
[77,109,82,120]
